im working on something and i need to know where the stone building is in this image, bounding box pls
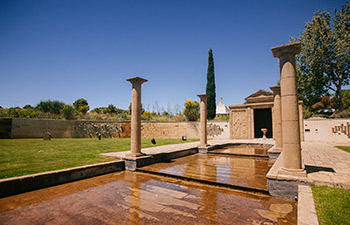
[229,89,303,140]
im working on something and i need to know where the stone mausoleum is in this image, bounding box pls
[229,89,303,140]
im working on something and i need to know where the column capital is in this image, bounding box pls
[271,42,301,58]
[270,85,281,94]
[126,77,148,85]
[197,94,209,100]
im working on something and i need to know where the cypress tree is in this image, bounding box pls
[206,49,216,119]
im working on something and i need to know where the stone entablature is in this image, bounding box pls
[245,89,274,104]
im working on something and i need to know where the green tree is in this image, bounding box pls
[62,104,75,120]
[36,100,64,114]
[292,2,350,111]
[340,89,350,111]
[52,101,65,114]
[73,98,89,114]
[206,49,216,119]
[183,100,200,121]
[108,104,117,113]
[36,100,53,113]
[23,105,33,109]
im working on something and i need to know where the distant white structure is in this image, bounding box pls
[216,97,229,115]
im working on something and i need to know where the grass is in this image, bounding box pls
[336,146,350,153]
[311,185,350,225]
[0,138,197,179]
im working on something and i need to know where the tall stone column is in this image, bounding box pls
[298,101,305,142]
[197,94,209,149]
[270,85,283,152]
[271,42,305,174]
[126,77,148,157]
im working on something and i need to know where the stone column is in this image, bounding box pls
[197,94,209,149]
[126,77,148,157]
[270,85,283,152]
[298,101,305,142]
[271,42,305,174]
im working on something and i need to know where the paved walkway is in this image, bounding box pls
[301,142,350,188]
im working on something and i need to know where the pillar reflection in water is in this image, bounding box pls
[127,172,141,225]
[199,154,217,223]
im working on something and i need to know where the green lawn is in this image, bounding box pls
[336,146,350,153]
[312,185,350,225]
[0,138,197,179]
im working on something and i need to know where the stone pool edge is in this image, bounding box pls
[0,160,125,198]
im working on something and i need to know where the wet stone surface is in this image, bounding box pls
[140,153,275,191]
[0,171,296,224]
[212,144,270,156]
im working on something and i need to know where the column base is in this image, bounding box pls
[126,152,145,158]
[198,144,210,153]
[278,167,307,177]
[268,147,282,158]
[122,154,153,171]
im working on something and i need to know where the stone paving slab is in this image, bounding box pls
[302,142,350,188]
[267,142,350,189]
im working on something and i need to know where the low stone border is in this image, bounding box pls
[298,185,319,225]
[267,151,309,200]
[0,160,125,198]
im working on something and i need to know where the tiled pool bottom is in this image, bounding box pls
[0,171,296,224]
[140,153,274,191]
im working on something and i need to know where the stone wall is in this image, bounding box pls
[0,118,229,140]
[0,118,12,138]
[8,118,130,139]
[141,122,199,139]
[304,118,350,144]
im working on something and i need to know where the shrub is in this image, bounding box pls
[73,98,89,114]
[0,108,7,117]
[183,100,200,121]
[23,105,33,109]
[36,100,64,114]
[63,105,75,120]
[142,111,152,120]
[334,111,350,118]
[214,114,229,121]
[36,100,53,113]
[78,105,90,115]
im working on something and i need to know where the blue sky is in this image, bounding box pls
[0,0,346,113]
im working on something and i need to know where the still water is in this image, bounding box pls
[0,145,296,224]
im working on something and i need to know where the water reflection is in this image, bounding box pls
[0,171,296,224]
[128,172,141,225]
[141,152,273,191]
[212,144,270,156]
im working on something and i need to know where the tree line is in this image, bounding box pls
[0,98,204,121]
[293,2,350,118]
